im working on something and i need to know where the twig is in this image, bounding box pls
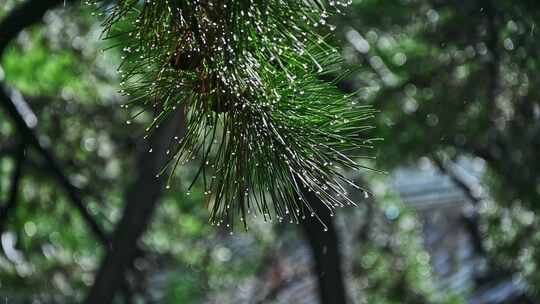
[431,157,486,256]
[431,157,483,206]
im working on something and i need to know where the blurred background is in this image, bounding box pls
[0,0,539,303]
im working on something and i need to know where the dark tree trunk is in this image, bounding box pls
[300,190,348,304]
[84,112,184,304]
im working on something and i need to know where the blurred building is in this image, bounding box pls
[392,158,528,304]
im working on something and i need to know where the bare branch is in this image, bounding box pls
[0,84,110,246]
[0,143,25,233]
[0,0,77,59]
[431,156,487,257]
[431,156,483,206]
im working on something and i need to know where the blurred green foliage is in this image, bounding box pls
[335,0,540,298]
[1,0,539,303]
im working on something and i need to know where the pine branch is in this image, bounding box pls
[100,0,378,230]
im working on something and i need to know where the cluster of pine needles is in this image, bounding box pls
[96,0,378,231]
